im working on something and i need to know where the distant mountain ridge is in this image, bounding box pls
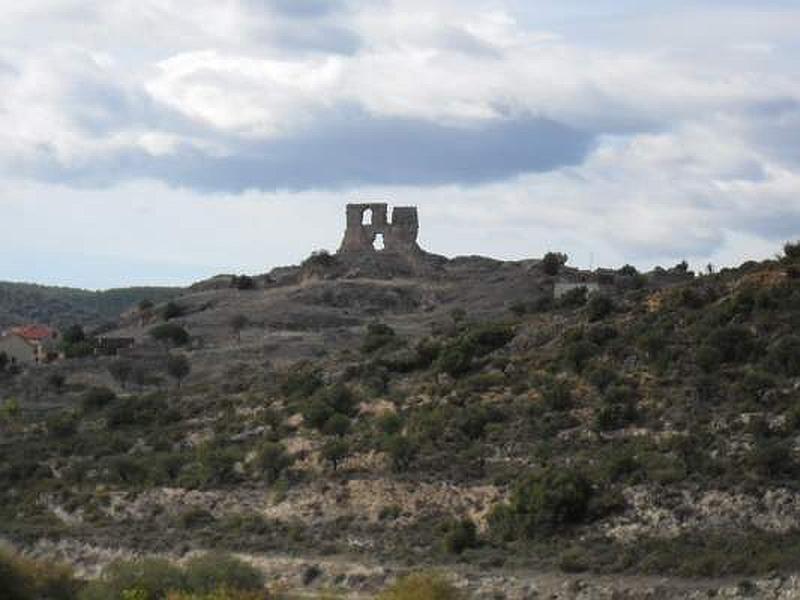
[0,281,182,330]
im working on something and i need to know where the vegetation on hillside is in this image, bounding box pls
[0,281,181,329]
[2,243,800,586]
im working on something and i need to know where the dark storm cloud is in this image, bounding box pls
[168,114,592,191]
[20,110,593,192]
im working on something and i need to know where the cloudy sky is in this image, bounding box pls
[1,0,799,288]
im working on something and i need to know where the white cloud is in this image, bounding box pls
[0,0,798,286]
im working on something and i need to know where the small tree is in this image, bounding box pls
[257,441,293,483]
[166,354,191,388]
[586,294,614,322]
[322,413,351,437]
[443,518,478,555]
[785,241,800,260]
[542,252,568,276]
[229,314,249,343]
[0,397,20,423]
[385,435,417,472]
[108,359,133,390]
[149,323,189,347]
[161,301,184,321]
[322,439,349,471]
[46,372,66,393]
[61,324,86,346]
[231,275,256,290]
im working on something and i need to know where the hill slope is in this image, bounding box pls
[0,281,182,330]
[2,247,800,598]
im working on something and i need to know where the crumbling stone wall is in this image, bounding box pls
[338,203,421,254]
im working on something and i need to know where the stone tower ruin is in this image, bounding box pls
[338,203,421,255]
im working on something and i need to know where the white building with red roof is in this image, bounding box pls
[0,324,59,366]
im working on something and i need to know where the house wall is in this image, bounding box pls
[553,282,601,299]
[0,334,37,365]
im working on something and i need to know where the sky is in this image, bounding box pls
[1,0,798,289]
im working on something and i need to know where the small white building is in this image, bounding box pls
[553,282,601,300]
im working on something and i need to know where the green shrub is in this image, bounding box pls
[541,380,573,411]
[80,558,185,600]
[586,365,618,391]
[414,338,441,368]
[595,402,638,431]
[767,335,800,377]
[784,241,800,260]
[564,340,599,372]
[436,345,474,377]
[322,413,351,437]
[542,252,567,276]
[490,467,594,539]
[443,518,478,555]
[384,435,418,472]
[82,386,117,412]
[183,553,263,594]
[192,442,243,487]
[302,249,337,269]
[321,438,350,471]
[749,439,796,478]
[149,323,189,347]
[161,302,185,321]
[363,322,397,353]
[230,275,256,290]
[586,295,614,322]
[256,442,293,484]
[0,547,78,600]
[377,572,462,600]
[586,324,618,345]
[178,507,215,529]
[47,411,79,438]
[695,344,723,373]
[302,399,334,430]
[435,323,514,378]
[707,325,757,364]
[559,287,588,308]
[280,363,323,399]
[377,412,403,435]
[317,383,357,416]
[107,395,170,429]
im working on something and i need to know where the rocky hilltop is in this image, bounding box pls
[2,234,800,599]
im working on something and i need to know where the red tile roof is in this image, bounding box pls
[10,325,57,341]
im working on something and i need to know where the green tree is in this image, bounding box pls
[161,301,184,321]
[231,274,256,290]
[443,518,478,555]
[108,359,133,390]
[257,441,293,484]
[491,467,594,539]
[322,438,350,471]
[542,252,567,276]
[586,294,614,322]
[166,354,191,388]
[323,413,351,437]
[149,323,189,347]
[385,435,417,472]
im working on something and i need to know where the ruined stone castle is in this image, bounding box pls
[338,203,422,255]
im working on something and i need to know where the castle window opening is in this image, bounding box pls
[362,208,373,226]
[374,233,385,251]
